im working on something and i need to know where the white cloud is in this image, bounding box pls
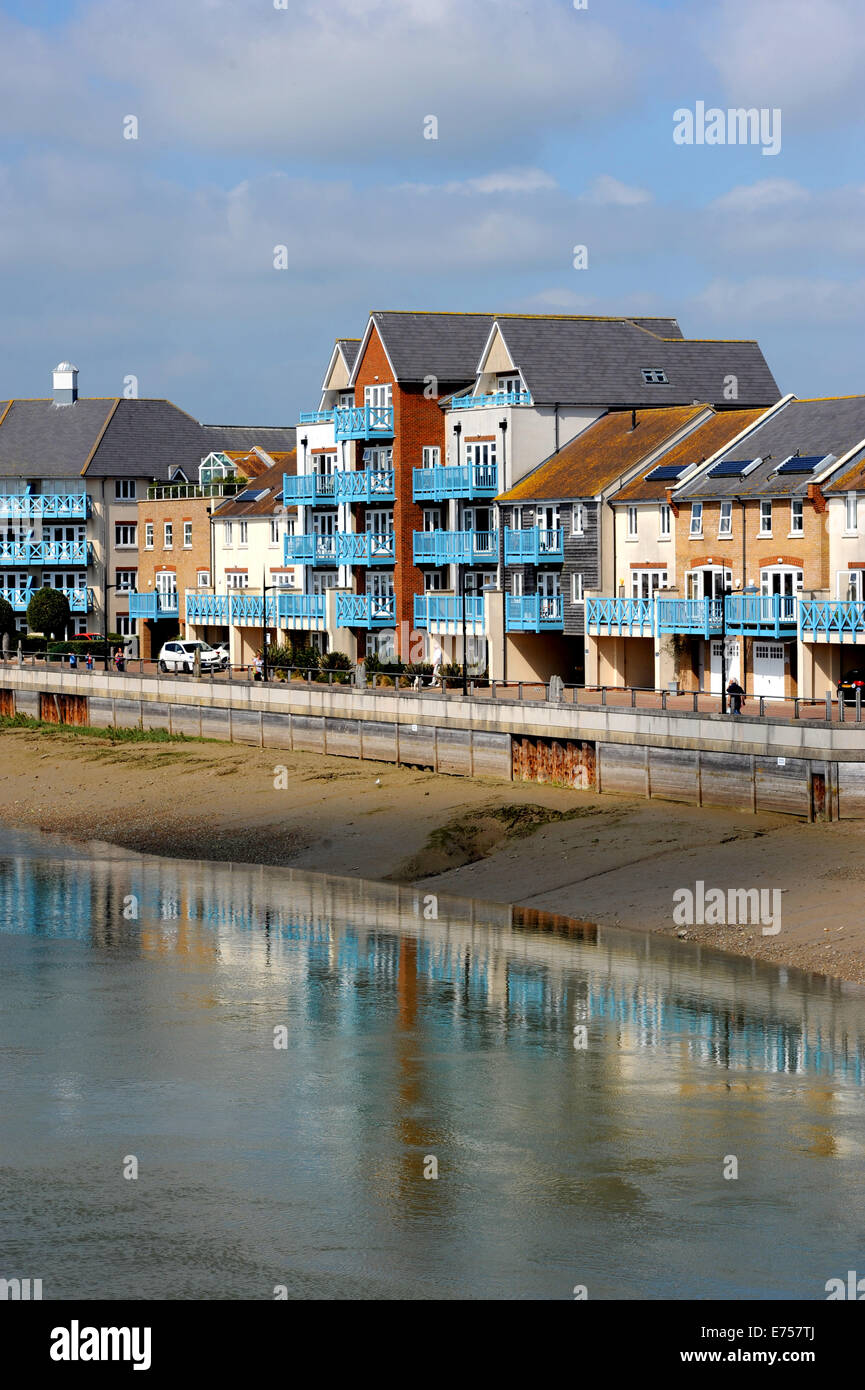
[691,276,865,325]
[583,175,652,206]
[399,168,558,196]
[709,179,808,214]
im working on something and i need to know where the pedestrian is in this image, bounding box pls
[430,643,444,687]
[68,650,77,670]
[727,677,745,716]
[85,652,94,672]
[114,646,125,674]
[254,652,263,682]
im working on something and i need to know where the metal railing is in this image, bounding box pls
[450,390,531,410]
[412,463,498,503]
[413,594,486,631]
[800,599,865,639]
[586,596,654,636]
[0,585,90,613]
[335,592,396,627]
[284,531,396,565]
[505,594,564,630]
[282,468,395,506]
[334,404,394,440]
[504,527,564,563]
[0,540,90,565]
[412,530,499,565]
[0,493,89,518]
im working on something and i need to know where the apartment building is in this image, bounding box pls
[285,312,779,670]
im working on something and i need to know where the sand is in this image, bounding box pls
[1,726,864,984]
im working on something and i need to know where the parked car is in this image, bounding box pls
[211,642,230,666]
[837,668,865,705]
[158,640,227,674]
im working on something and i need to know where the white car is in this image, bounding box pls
[157,640,226,674]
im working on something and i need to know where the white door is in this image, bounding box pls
[709,639,740,693]
[752,642,785,697]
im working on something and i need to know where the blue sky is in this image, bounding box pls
[1,0,864,423]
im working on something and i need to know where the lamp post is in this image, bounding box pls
[261,566,270,683]
[452,421,467,696]
[102,582,117,672]
[720,582,731,714]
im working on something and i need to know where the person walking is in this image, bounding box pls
[68,650,77,671]
[727,677,745,716]
[114,646,125,674]
[85,652,94,672]
[254,652,263,682]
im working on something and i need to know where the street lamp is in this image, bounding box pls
[102,582,118,672]
[453,421,467,696]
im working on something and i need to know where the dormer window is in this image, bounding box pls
[497,373,526,399]
[641,368,668,384]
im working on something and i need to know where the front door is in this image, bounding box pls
[709,638,741,693]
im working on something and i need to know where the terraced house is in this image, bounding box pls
[281,311,779,673]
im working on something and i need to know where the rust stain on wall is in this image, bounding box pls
[511,736,596,790]
[39,692,89,726]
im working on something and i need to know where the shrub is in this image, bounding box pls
[27,587,71,639]
[364,652,405,676]
[0,596,15,648]
[316,650,352,684]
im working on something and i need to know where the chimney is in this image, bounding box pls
[52,362,79,406]
[630,408,637,430]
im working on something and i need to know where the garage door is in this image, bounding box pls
[753,642,785,697]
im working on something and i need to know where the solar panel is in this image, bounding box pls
[644,464,687,482]
[775,455,824,474]
[707,458,754,477]
[233,488,269,502]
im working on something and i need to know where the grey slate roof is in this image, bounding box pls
[369,311,494,384]
[0,398,296,482]
[674,396,865,500]
[337,339,360,370]
[629,317,684,339]
[493,317,779,407]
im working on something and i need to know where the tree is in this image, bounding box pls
[0,595,15,648]
[27,586,71,640]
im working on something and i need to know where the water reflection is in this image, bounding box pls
[2,827,865,1300]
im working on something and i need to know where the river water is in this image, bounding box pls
[1,825,865,1301]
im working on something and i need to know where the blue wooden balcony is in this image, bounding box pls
[0,585,90,614]
[277,593,326,628]
[412,530,499,565]
[284,531,395,566]
[586,597,654,636]
[283,469,395,506]
[800,599,865,640]
[334,404,394,441]
[451,391,531,410]
[184,592,284,626]
[186,593,229,624]
[336,592,396,628]
[505,595,564,631]
[129,590,180,619]
[413,594,485,632]
[413,463,498,502]
[298,410,335,425]
[725,594,797,637]
[0,493,89,519]
[504,527,563,564]
[656,597,724,638]
[0,540,90,565]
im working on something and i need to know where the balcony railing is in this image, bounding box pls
[129,590,180,619]
[147,482,240,500]
[0,493,89,519]
[0,586,90,614]
[413,594,486,632]
[450,391,531,410]
[298,410,335,425]
[336,592,396,628]
[277,593,326,627]
[725,593,797,637]
[505,594,564,631]
[656,597,724,638]
[0,540,89,565]
[504,527,564,564]
[282,469,395,506]
[586,597,654,636]
[412,463,499,503]
[800,599,865,640]
[284,531,395,566]
[334,404,394,441]
[412,530,499,565]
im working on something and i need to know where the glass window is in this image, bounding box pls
[239,521,248,545]
[846,493,858,532]
[791,499,804,535]
[659,504,670,537]
[571,573,583,603]
[144,523,154,549]
[197,570,211,587]
[164,522,173,548]
[627,506,638,539]
[115,569,136,591]
[759,500,772,534]
[421,447,440,469]
[719,501,732,536]
[183,522,192,547]
[114,523,137,548]
[689,502,703,536]
[224,521,233,545]
[572,503,585,535]
[115,480,137,499]
[511,573,523,597]
[270,519,279,545]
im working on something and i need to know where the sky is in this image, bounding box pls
[1,0,864,424]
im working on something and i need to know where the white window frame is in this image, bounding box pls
[226,571,249,590]
[572,502,585,536]
[838,569,863,601]
[718,500,733,537]
[269,518,280,546]
[760,566,803,597]
[239,521,248,547]
[224,521,233,546]
[197,569,211,587]
[659,503,671,539]
[183,521,192,548]
[114,523,137,549]
[631,568,669,599]
[759,500,772,536]
[114,479,137,500]
[115,569,136,592]
[571,572,584,604]
[689,502,703,537]
[144,522,154,550]
[497,373,524,397]
[511,573,523,597]
[421,446,440,469]
[627,506,638,540]
[790,498,804,536]
[846,492,858,535]
[163,522,173,549]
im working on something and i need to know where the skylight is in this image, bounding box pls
[641,368,668,384]
[774,454,827,474]
[707,458,760,478]
[644,463,688,482]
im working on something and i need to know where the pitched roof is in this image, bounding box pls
[674,396,865,501]
[614,407,767,501]
[337,339,361,370]
[212,453,297,518]
[362,311,495,385]
[490,316,779,407]
[498,405,707,502]
[0,397,297,481]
